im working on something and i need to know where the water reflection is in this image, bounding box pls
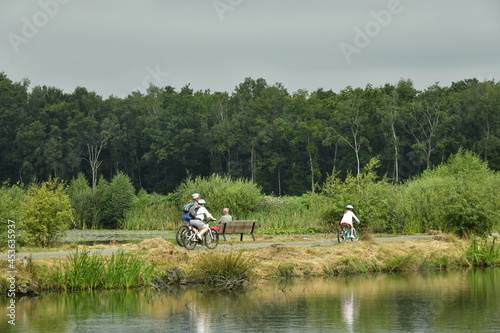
[2,268,499,332]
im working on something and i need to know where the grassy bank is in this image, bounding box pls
[1,235,499,294]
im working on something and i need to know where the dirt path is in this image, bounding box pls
[1,235,433,259]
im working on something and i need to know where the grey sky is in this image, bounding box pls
[2,0,499,98]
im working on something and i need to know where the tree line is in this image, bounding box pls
[1,72,499,195]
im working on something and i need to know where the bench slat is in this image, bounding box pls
[219,220,258,241]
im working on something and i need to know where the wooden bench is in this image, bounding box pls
[218,220,258,241]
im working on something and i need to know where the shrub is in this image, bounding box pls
[21,178,74,247]
[175,174,263,219]
[97,172,136,229]
[0,183,24,248]
[67,173,98,229]
[317,157,395,233]
[395,149,500,237]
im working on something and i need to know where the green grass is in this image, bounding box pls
[192,250,257,290]
[58,248,155,290]
[465,237,500,267]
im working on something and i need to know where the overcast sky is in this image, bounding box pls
[2,0,499,98]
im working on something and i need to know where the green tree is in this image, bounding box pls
[21,178,74,247]
[97,172,136,228]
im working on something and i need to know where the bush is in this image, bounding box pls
[395,149,500,237]
[317,157,394,233]
[67,173,98,229]
[98,172,136,229]
[0,183,24,248]
[175,174,263,219]
[21,178,74,247]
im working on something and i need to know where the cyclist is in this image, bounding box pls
[189,199,216,241]
[340,205,360,238]
[182,193,200,221]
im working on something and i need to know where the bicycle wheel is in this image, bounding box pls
[204,229,219,249]
[337,228,346,243]
[350,228,360,241]
[176,224,189,246]
[183,229,198,250]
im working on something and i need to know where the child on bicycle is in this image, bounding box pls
[340,205,360,238]
[189,199,216,241]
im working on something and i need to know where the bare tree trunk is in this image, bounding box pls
[84,137,108,191]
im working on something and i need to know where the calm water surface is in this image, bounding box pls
[2,268,499,332]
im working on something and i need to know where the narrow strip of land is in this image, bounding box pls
[0,235,433,259]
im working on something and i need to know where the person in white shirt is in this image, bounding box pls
[340,205,360,238]
[189,199,216,240]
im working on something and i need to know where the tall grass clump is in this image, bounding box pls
[192,250,257,290]
[175,174,263,219]
[465,237,500,267]
[254,195,317,234]
[395,149,500,237]
[60,248,154,290]
[123,190,179,230]
[317,157,395,233]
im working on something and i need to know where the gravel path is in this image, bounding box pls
[1,231,433,259]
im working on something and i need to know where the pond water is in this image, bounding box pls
[2,268,499,333]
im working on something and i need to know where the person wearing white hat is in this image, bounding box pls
[340,205,360,238]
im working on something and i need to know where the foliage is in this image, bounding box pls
[67,173,97,229]
[1,72,500,198]
[253,195,318,234]
[0,183,24,248]
[317,157,395,233]
[395,149,500,236]
[98,172,136,228]
[175,174,263,219]
[21,178,74,247]
[123,191,179,230]
[465,237,500,267]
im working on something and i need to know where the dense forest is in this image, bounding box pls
[1,72,499,195]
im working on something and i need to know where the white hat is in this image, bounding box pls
[192,193,200,199]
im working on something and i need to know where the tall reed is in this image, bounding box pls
[192,250,257,290]
[60,248,155,290]
[465,237,500,267]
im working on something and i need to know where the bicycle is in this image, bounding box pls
[179,222,219,250]
[337,223,360,243]
[175,223,191,247]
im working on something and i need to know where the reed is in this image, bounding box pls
[383,253,416,273]
[60,248,155,290]
[252,196,319,234]
[323,258,370,276]
[465,237,500,267]
[123,199,180,230]
[192,250,257,290]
